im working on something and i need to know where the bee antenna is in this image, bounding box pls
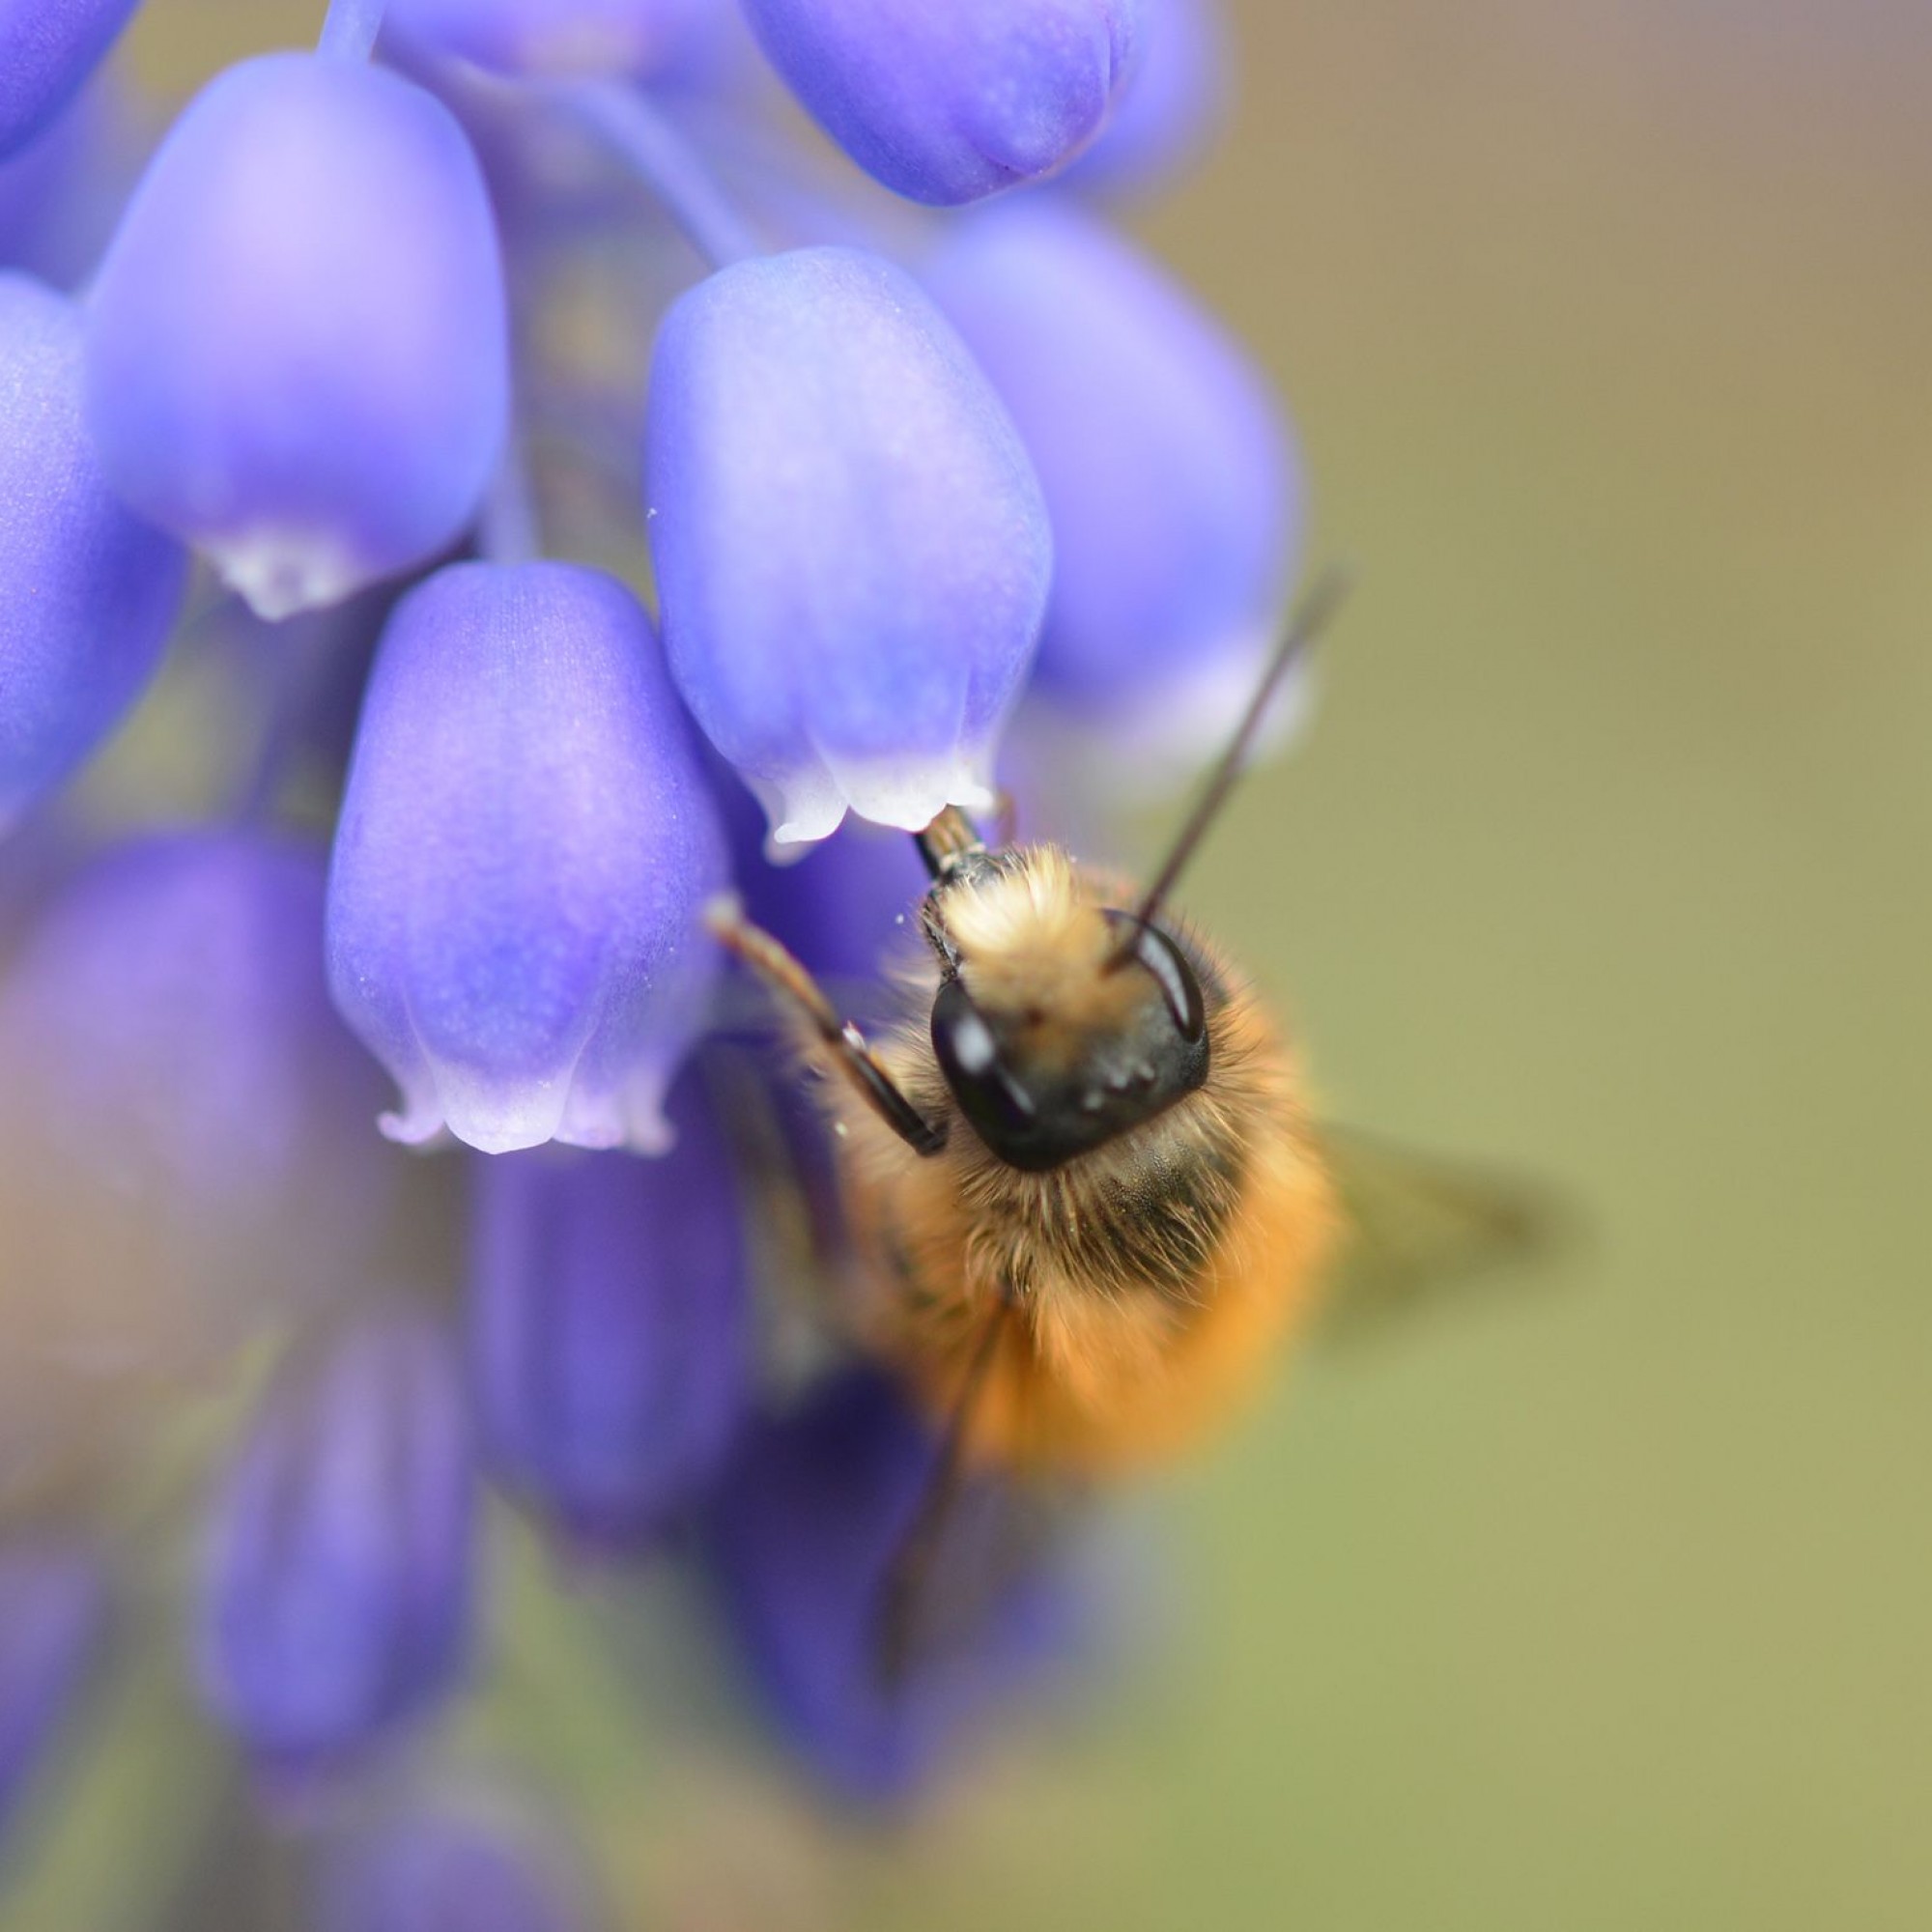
[1106,563,1352,970]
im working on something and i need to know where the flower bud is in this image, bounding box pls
[469,1082,750,1551]
[317,1792,595,1932]
[83,54,509,620]
[0,834,397,1500]
[384,0,723,81]
[742,0,1139,205]
[198,1306,478,1788]
[645,246,1050,844]
[0,274,185,836]
[0,1540,107,1849]
[706,1370,1080,1801]
[923,201,1300,766]
[327,560,727,1156]
[0,0,137,160]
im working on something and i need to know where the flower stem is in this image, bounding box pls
[317,0,388,61]
[562,80,762,271]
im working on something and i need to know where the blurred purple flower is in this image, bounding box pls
[1064,0,1229,195]
[645,245,1050,845]
[0,1539,107,1850]
[384,0,724,81]
[317,1791,596,1932]
[0,77,134,289]
[707,1369,1082,1803]
[198,1304,479,1791]
[0,833,397,1501]
[83,53,508,619]
[923,199,1301,772]
[327,559,728,1156]
[469,1080,751,1552]
[0,271,185,835]
[0,0,138,160]
[743,0,1141,205]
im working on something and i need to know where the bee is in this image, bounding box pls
[707,570,1351,1494]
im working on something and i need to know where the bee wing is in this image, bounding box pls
[1313,1123,1578,1343]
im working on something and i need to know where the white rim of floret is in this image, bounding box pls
[746,747,1001,857]
[379,1052,676,1159]
[207,527,378,624]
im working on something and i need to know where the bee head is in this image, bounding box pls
[925,866,1209,1172]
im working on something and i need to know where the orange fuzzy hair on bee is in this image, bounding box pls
[809,845,1339,1475]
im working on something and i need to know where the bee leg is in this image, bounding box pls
[703,897,948,1157]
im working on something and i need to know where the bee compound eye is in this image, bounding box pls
[1101,913,1208,1044]
[930,978,1037,1150]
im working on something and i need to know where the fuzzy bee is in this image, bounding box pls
[709,571,1539,1668]
[709,570,1344,1453]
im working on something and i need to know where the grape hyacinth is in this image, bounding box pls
[0,0,139,159]
[198,1303,479,1794]
[83,51,509,618]
[0,0,1312,1915]
[314,1788,597,1932]
[0,271,185,836]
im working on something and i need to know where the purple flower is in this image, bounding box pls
[317,1792,595,1932]
[327,560,728,1155]
[1065,0,1229,196]
[198,1305,479,1790]
[384,0,724,81]
[0,273,185,835]
[645,245,1050,844]
[706,1369,1082,1802]
[469,1081,751,1552]
[717,771,929,983]
[0,1539,107,1850]
[0,0,138,160]
[0,77,130,289]
[923,200,1301,766]
[83,53,509,619]
[0,833,398,1498]
[742,0,1141,205]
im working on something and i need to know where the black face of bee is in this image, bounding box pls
[929,914,1210,1173]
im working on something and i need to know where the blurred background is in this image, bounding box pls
[14,0,1932,1925]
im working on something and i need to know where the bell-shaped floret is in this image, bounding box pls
[742,0,1139,205]
[0,0,137,160]
[327,560,728,1156]
[198,1306,479,1790]
[0,1539,107,1851]
[645,246,1050,845]
[0,78,129,289]
[83,54,508,620]
[0,274,185,836]
[923,201,1301,769]
[384,0,723,81]
[705,1369,1084,1803]
[317,1790,594,1932]
[0,834,398,1504]
[469,1080,751,1552]
[1064,0,1228,196]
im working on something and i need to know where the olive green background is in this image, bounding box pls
[29,2,1932,1927]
